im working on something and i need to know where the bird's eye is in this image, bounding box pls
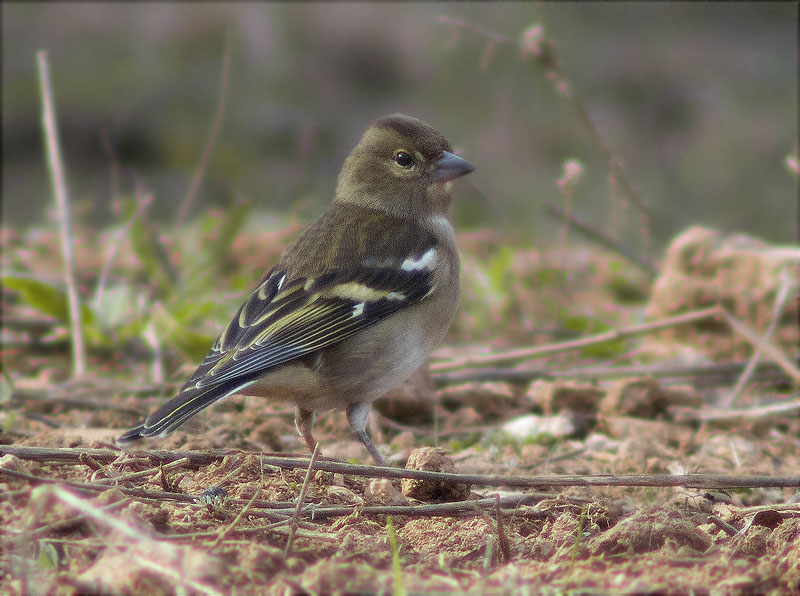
[394,151,414,168]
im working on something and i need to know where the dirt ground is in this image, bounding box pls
[2,225,798,594]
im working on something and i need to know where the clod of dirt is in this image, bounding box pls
[525,379,604,414]
[121,500,170,532]
[644,225,799,360]
[0,453,26,472]
[603,417,695,457]
[77,541,224,593]
[271,560,386,594]
[439,381,520,419]
[401,447,470,502]
[400,516,496,562]
[601,377,702,419]
[768,518,800,569]
[589,507,712,556]
[750,509,784,530]
[247,420,284,451]
[365,478,408,505]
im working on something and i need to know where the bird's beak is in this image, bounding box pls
[431,151,475,182]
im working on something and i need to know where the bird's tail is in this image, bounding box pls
[116,377,258,445]
[117,423,146,443]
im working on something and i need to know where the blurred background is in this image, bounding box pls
[2,2,797,249]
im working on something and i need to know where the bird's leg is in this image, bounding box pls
[294,407,320,455]
[346,402,388,467]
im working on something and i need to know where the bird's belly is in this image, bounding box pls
[319,314,437,406]
[238,300,452,413]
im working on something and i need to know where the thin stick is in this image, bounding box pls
[495,494,512,562]
[93,456,191,485]
[544,203,656,276]
[431,307,722,372]
[0,467,292,522]
[438,16,661,242]
[272,495,560,521]
[283,441,320,560]
[176,29,232,226]
[93,191,153,312]
[210,488,260,548]
[250,459,800,490]
[722,269,796,407]
[4,446,797,490]
[36,51,85,377]
[431,358,795,386]
[707,514,739,537]
[161,521,338,543]
[5,497,130,546]
[671,399,800,424]
[718,307,800,383]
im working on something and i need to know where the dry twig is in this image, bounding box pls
[671,399,800,424]
[722,270,798,405]
[544,202,656,276]
[210,487,260,548]
[4,446,797,493]
[283,442,320,560]
[176,29,232,226]
[431,307,722,372]
[720,308,799,383]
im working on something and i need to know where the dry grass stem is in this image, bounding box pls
[438,15,660,242]
[671,400,799,424]
[36,51,85,377]
[719,307,800,383]
[210,487,260,548]
[93,191,153,312]
[722,268,797,406]
[545,202,656,276]
[176,30,232,226]
[283,441,320,560]
[431,306,722,372]
[432,358,793,386]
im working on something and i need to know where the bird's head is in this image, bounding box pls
[335,114,474,219]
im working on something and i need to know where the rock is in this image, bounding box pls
[501,413,577,440]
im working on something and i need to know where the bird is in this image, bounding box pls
[117,114,474,466]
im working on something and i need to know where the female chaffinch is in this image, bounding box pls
[118,114,474,466]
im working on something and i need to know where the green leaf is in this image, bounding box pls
[0,370,12,404]
[210,203,251,265]
[177,203,253,301]
[125,198,176,292]
[151,303,216,360]
[2,275,96,327]
[3,409,17,434]
[3,275,71,321]
[2,275,111,346]
[38,541,59,570]
[560,315,627,358]
[486,245,513,294]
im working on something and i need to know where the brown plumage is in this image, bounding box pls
[117,114,474,466]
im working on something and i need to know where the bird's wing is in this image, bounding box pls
[122,247,437,439]
[193,256,436,387]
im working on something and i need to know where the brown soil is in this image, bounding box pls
[2,225,798,594]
